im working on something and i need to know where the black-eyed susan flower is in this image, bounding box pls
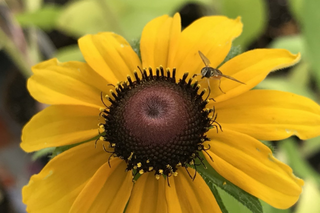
[21,13,320,213]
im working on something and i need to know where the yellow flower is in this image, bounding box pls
[21,13,320,213]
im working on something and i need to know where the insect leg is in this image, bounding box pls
[218,79,226,94]
[205,79,211,101]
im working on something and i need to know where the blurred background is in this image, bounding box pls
[0,0,319,212]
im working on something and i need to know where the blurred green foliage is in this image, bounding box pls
[1,0,320,212]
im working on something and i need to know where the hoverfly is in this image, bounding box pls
[195,51,245,94]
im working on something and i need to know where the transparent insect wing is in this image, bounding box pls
[198,51,211,67]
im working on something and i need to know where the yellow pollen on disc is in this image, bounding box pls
[159,169,163,174]
[177,162,182,166]
[133,166,137,169]
[128,152,134,161]
[148,167,153,171]
[99,108,104,112]
[192,153,196,157]
[139,170,144,174]
[99,136,105,141]
[137,162,142,168]
[173,172,178,176]
[155,175,160,180]
[146,159,150,163]
[105,95,109,99]
[111,143,116,147]
[189,160,194,165]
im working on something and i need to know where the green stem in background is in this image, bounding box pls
[96,0,126,38]
[0,28,32,77]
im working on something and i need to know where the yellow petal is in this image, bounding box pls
[28,58,108,108]
[166,168,221,213]
[204,129,304,209]
[210,49,301,102]
[21,105,99,152]
[211,90,320,140]
[126,173,167,213]
[78,32,141,84]
[140,13,181,70]
[70,159,132,213]
[174,16,242,78]
[23,142,110,213]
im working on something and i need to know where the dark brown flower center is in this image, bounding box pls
[99,67,217,179]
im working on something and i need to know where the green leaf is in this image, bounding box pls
[219,45,241,68]
[261,200,290,213]
[260,141,275,153]
[198,155,263,213]
[56,0,213,39]
[287,0,303,21]
[203,179,229,213]
[15,5,61,30]
[301,136,320,158]
[256,77,316,100]
[268,35,305,57]
[54,45,84,62]
[50,135,100,159]
[300,0,320,90]
[221,0,267,49]
[131,38,141,59]
[288,62,310,88]
[216,187,254,213]
[32,147,55,161]
[279,138,320,187]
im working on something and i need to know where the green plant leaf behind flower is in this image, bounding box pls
[300,0,320,90]
[198,154,263,213]
[268,35,305,58]
[220,0,267,49]
[56,0,212,40]
[15,5,61,30]
[279,138,320,187]
[54,45,84,62]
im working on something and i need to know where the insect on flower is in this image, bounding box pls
[194,50,246,95]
